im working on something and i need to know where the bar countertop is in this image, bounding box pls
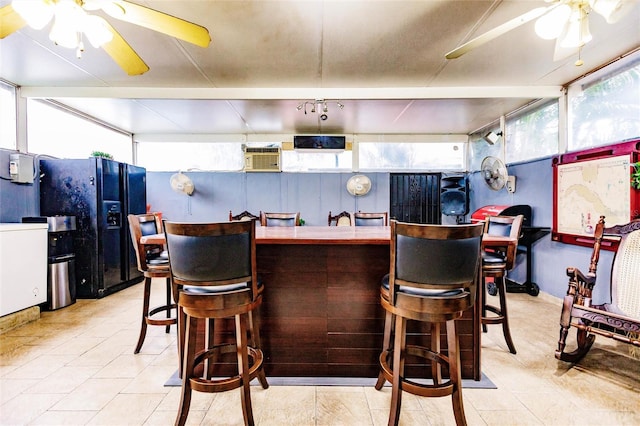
[140,225,513,247]
[255,225,390,245]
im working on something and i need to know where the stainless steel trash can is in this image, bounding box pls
[49,254,76,309]
[22,216,77,310]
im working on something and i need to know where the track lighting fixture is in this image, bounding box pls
[296,99,344,121]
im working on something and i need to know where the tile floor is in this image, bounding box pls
[1,280,639,425]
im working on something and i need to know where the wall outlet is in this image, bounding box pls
[506,175,516,193]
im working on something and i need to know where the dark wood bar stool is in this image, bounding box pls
[375,220,483,426]
[128,213,177,354]
[481,214,524,354]
[164,219,268,426]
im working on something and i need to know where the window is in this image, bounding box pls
[505,100,559,163]
[359,142,465,170]
[136,142,244,171]
[282,150,352,172]
[469,100,559,170]
[569,57,640,150]
[26,100,132,163]
[0,81,16,150]
[468,132,503,171]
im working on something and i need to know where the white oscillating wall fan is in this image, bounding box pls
[481,156,509,191]
[170,172,195,196]
[346,174,372,196]
[0,0,211,75]
[445,0,637,65]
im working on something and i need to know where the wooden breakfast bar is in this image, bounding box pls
[254,226,481,381]
[141,225,491,381]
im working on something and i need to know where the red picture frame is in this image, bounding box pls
[552,139,640,250]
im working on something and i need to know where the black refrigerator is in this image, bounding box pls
[39,158,146,298]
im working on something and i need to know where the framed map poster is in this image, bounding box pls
[552,139,640,250]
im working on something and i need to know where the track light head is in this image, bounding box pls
[483,131,503,145]
[296,99,344,121]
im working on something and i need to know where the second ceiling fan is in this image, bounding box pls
[0,0,211,75]
[445,0,637,65]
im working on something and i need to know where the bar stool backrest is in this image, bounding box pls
[390,220,483,308]
[163,220,258,299]
[260,211,300,227]
[354,211,388,226]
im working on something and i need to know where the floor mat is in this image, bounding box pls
[165,372,496,389]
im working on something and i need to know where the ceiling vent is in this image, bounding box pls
[244,147,281,172]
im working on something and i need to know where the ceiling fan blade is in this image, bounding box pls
[101,23,149,75]
[0,4,27,39]
[102,1,211,47]
[445,5,557,59]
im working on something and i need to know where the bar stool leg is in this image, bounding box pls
[235,313,254,426]
[176,305,186,379]
[134,277,152,354]
[204,318,216,380]
[430,322,442,385]
[176,315,197,426]
[481,277,488,333]
[446,319,467,426]
[165,278,172,333]
[248,309,269,389]
[496,277,517,354]
[375,310,394,390]
[389,314,406,426]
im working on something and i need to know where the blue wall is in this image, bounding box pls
[0,147,616,304]
[0,150,40,222]
[146,172,391,225]
[469,157,614,302]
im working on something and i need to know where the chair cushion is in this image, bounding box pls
[182,279,263,295]
[183,282,249,294]
[482,251,506,264]
[147,256,169,266]
[381,274,464,298]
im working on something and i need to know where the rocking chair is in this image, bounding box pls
[556,216,640,362]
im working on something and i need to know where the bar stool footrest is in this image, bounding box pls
[190,343,264,393]
[379,345,455,398]
[146,303,178,326]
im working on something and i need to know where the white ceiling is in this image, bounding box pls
[1,0,639,139]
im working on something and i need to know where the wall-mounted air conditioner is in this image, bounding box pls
[244,147,281,172]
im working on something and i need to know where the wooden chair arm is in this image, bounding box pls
[565,266,596,306]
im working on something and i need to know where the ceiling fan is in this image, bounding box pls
[445,0,637,65]
[0,0,211,75]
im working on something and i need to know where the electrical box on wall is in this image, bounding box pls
[9,153,34,184]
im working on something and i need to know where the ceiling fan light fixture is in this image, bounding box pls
[559,4,592,48]
[589,0,627,23]
[49,0,85,48]
[534,4,571,39]
[83,15,113,48]
[12,0,53,30]
[49,21,80,49]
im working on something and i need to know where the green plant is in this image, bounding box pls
[632,162,640,190]
[90,151,113,160]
